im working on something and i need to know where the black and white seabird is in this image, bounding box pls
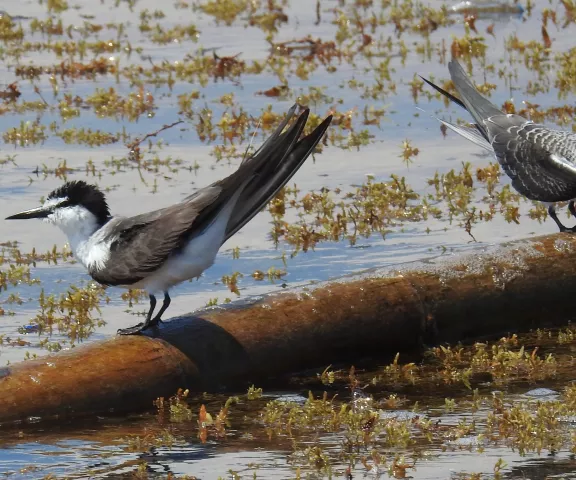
[6,105,332,335]
[421,59,576,232]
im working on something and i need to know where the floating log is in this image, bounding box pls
[2,233,576,424]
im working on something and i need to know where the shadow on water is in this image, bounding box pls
[505,457,576,480]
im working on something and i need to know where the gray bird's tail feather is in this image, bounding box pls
[436,118,493,152]
[419,74,467,111]
[222,106,332,241]
[420,60,505,146]
[446,60,502,126]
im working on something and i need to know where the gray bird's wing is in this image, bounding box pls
[89,186,221,286]
[485,116,576,200]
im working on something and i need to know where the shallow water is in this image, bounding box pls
[0,0,575,476]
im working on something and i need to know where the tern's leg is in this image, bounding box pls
[117,294,157,335]
[548,204,575,232]
[569,200,576,220]
[149,291,171,327]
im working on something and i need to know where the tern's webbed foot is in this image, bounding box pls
[117,318,162,336]
[548,205,576,233]
[117,292,169,335]
[117,322,146,335]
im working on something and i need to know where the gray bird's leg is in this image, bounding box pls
[118,294,158,335]
[548,204,576,232]
[149,291,171,327]
[569,200,576,220]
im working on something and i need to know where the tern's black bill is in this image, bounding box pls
[5,206,52,220]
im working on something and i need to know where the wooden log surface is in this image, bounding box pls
[2,232,576,424]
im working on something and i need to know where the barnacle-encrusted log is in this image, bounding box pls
[1,233,576,424]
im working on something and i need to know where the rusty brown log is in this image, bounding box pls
[2,232,576,424]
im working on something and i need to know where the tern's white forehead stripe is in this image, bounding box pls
[43,196,68,208]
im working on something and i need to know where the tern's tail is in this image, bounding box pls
[447,60,502,127]
[420,60,505,150]
[223,105,332,241]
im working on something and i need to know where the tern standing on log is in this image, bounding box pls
[421,59,576,232]
[6,105,332,335]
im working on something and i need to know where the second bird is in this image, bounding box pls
[422,59,576,232]
[6,105,332,335]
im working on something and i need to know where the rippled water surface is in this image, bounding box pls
[1,0,576,476]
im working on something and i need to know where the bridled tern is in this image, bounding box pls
[421,59,576,232]
[6,105,332,335]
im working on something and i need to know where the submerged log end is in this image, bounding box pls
[0,335,199,422]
